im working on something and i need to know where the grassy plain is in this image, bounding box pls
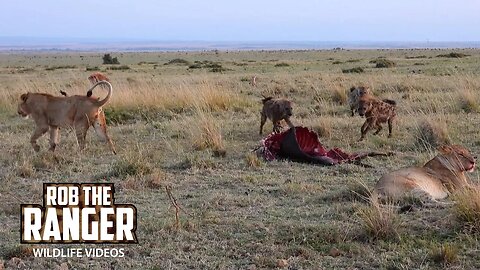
[1,48,480,269]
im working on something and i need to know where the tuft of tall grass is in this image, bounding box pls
[188,107,226,155]
[458,88,479,113]
[452,187,480,232]
[356,196,400,241]
[312,117,333,138]
[329,85,348,105]
[430,243,459,265]
[245,152,262,168]
[415,118,450,151]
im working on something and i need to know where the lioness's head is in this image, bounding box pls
[17,93,31,118]
[438,145,476,173]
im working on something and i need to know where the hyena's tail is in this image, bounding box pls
[382,99,397,106]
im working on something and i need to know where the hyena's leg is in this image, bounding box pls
[359,120,372,141]
[259,113,267,135]
[373,122,383,135]
[273,121,282,133]
[387,118,394,138]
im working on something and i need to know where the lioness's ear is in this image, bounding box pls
[20,93,29,102]
[438,145,453,154]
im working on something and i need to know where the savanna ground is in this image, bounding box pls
[1,48,480,269]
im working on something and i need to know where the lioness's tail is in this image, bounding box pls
[87,81,112,107]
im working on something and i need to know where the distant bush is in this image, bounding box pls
[138,61,158,65]
[210,66,228,73]
[346,59,361,63]
[233,62,247,66]
[86,66,100,71]
[405,55,427,59]
[186,61,229,72]
[342,67,364,73]
[436,52,469,58]
[188,64,202,69]
[164,58,190,65]
[332,61,343,64]
[274,62,290,67]
[371,59,396,68]
[107,65,130,70]
[103,53,120,65]
[45,65,76,71]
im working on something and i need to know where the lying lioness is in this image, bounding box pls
[17,81,116,154]
[375,145,476,201]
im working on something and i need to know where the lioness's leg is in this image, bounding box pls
[74,121,89,150]
[49,126,59,151]
[30,125,49,152]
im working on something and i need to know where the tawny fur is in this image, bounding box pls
[259,97,294,134]
[357,95,397,141]
[375,145,476,201]
[87,72,110,97]
[17,81,116,154]
[88,72,110,84]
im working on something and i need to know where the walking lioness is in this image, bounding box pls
[17,81,116,154]
[375,145,476,201]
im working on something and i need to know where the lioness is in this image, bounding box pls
[17,81,116,154]
[375,145,476,201]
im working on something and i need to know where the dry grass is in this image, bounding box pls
[329,84,348,105]
[356,196,400,241]
[430,244,459,265]
[452,187,480,232]
[2,49,480,269]
[188,107,226,154]
[312,117,333,138]
[415,118,450,150]
[245,152,262,168]
[458,88,479,113]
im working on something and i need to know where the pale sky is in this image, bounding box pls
[1,0,479,42]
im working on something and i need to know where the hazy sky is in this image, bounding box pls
[1,0,479,42]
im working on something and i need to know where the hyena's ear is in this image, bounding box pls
[350,86,356,92]
[20,93,29,102]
